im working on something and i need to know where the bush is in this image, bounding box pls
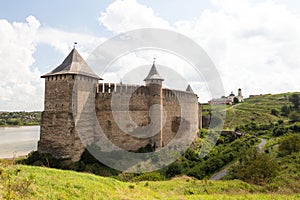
[289,111,300,123]
[272,126,289,137]
[289,123,300,132]
[278,134,300,157]
[229,150,279,185]
[133,172,165,181]
[271,109,279,116]
[277,120,284,125]
[165,162,183,178]
[281,105,290,117]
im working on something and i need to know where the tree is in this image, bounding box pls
[288,111,300,123]
[233,97,239,104]
[165,162,182,178]
[271,109,279,116]
[281,105,290,117]
[290,94,300,110]
[278,134,300,156]
[229,150,279,185]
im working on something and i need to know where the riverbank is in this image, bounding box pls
[0,123,40,127]
[0,111,41,126]
[0,126,39,159]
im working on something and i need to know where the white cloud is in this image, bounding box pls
[99,0,300,100]
[0,16,43,111]
[99,0,172,33]
[174,0,300,97]
[36,27,106,59]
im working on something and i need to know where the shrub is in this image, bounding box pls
[281,105,290,117]
[271,109,279,116]
[133,172,165,181]
[277,120,284,125]
[229,150,279,185]
[165,162,183,178]
[289,123,300,132]
[289,111,300,123]
[278,134,300,157]
[272,126,289,137]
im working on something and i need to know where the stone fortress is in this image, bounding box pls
[38,48,202,161]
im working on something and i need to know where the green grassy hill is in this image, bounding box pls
[0,164,298,200]
[219,92,298,129]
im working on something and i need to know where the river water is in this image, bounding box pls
[0,126,40,158]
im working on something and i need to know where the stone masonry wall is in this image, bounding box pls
[94,83,199,151]
[38,74,98,161]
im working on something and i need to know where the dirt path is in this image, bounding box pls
[258,138,267,152]
[210,138,267,180]
[210,168,228,180]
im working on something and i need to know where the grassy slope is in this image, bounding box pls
[222,92,298,129]
[1,165,299,200]
[2,92,300,199]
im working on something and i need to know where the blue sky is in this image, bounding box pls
[0,0,300,111]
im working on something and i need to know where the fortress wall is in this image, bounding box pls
[73,77,98,151]
[93,85,200,151]
[161,98,181,147]
[95,87,152,150]
[162,89,199,146]
[95,110,151,150]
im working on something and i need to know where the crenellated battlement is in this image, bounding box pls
[163,88,198,102]
[97,83,142,94]
[96,82,198,102]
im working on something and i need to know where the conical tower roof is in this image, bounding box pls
[144,61,164,81]
[41,48,101,79]
[186,84,194,93]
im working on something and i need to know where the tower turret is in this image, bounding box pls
[144,59,164,86]
[144,59,164,149]
[38,48,101,161]
[186,84,194,93]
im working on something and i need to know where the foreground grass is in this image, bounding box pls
[0,165,299,200]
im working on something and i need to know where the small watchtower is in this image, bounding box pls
[144,59,164,149]
[38,47,101,161]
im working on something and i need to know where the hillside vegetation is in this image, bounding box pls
[0,164,299,200]
[216,92,299,129]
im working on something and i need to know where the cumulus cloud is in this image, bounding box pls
[36,28,106,59]
[99,0,300,99]
[99,0,172,33]
[0,16,43,111]
[175,0,300,96]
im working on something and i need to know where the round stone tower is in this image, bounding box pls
[144,60,164,149]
